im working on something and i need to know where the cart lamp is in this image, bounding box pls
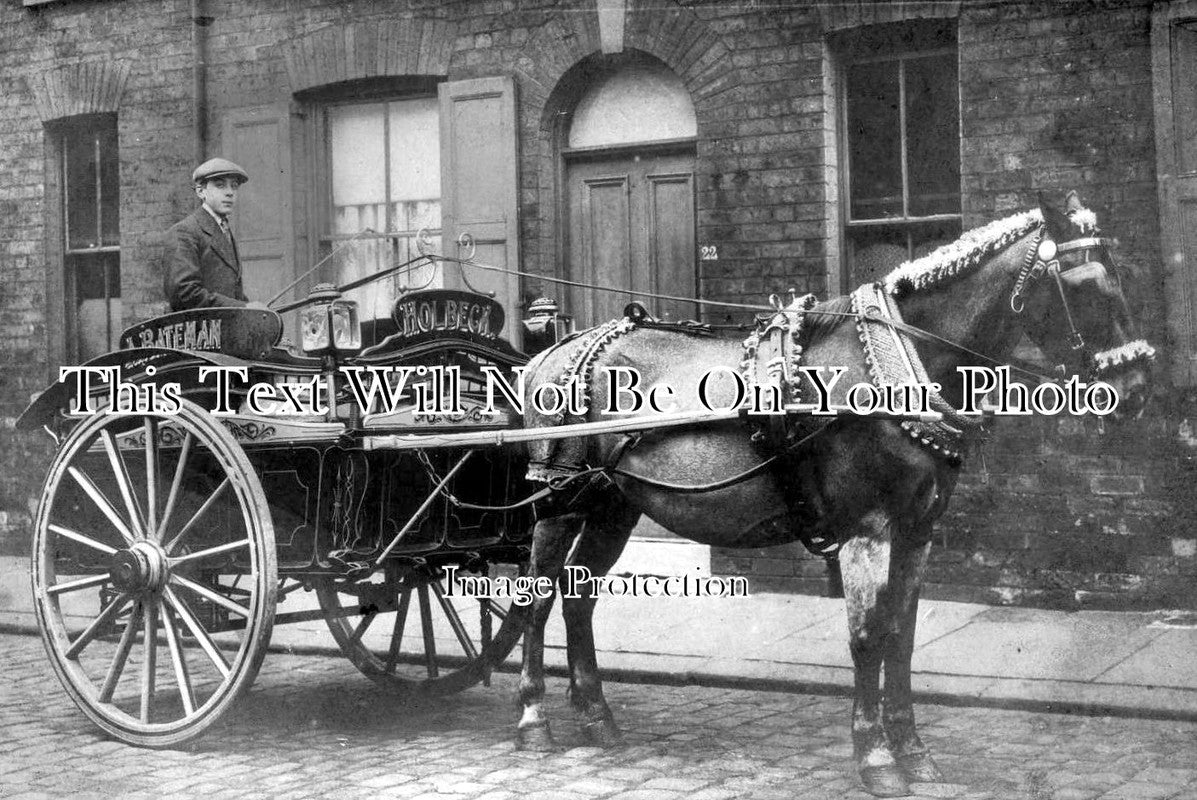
[521,297,572,355]
[300,283,362,356]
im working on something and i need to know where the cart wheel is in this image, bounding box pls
[313,564,526,696]
[31,399,277,747]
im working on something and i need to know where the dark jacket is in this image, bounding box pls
[164,206,247,310]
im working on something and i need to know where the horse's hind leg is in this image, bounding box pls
[841,511,909,798]
[516,512,583,750]
[560,495,638,746]
[883,535,944,783]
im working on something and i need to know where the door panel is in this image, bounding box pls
[647,172,697,322]
[571,175,631,323]
[566,151,696,327]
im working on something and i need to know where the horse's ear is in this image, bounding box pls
[1039,192,1071,240]
[1064,190,1085,214]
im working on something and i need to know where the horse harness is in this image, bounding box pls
[518,220,1155,556]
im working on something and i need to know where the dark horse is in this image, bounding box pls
[512,193,1155,796]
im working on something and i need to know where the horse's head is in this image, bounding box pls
[1014,192,1156,419]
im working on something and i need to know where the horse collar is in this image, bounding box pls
[852,283,983,463]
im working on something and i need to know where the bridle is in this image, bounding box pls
[1008,225,1154,379]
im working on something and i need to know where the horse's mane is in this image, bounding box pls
[805,294,854,347]
[882,209,1043,295]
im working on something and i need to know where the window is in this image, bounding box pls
[323,95,441,321]
[58,115,120,363]
[839,21,960,285]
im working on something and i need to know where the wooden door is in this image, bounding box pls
[1154,3,1197,385]
[567,151,697,327]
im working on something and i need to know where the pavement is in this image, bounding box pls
[2,553,1195,722]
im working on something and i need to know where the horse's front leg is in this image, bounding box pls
[883,534,944,783]
[841,511,908,797]
[560,496,637,746]
[515,512,581,750]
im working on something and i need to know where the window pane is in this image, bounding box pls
[69,252,121,361]
[387,97,440,199]
[849,227,908,285]
[327,97,444,325]
[906,53,960,217]
[387,97,442,235]
[99,126,120,246]
[65,133,99,250]
[568,58,698,148]
[847,61,902,220]
[329,103,387,235]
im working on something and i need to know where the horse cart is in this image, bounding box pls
[19,264,845,748]
[17,274,570,746]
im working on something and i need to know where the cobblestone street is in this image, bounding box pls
[2,633,1196,800]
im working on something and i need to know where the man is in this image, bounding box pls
[164,157,264,310]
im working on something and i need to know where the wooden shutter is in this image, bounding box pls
[439,77,522,347]
[1154,3,1197,384]
[221,104,296,311]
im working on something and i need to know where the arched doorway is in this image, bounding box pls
[560,54,707,576]
[563,54,698,327]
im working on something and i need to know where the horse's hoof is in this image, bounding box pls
[897,751,944,783]
[581,717,623,747]
[859,765,910,797]
[516,722,557,752]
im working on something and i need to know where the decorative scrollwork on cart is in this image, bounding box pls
[219,420,277,441]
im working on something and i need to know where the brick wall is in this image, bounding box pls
[2,0,1193,608]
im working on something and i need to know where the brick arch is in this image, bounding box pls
[517,1,738,132]
[27,61,131,123]
[622,0,738,116]
[281,18,458,92]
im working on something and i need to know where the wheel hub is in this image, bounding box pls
[108,541,169,592]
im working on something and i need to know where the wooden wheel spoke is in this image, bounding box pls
[66,592,132,660]
[350,608,377,644]
[68,467,137,546]
[144,420,159,539]
[163,587,230,678]
[417,585,438,679]
[140,599,159,723]
[161,602,195,716]
[384,590,412,674]
[47,573,110,597]
[432,581,479,661]
[156,432,193,542]
[48,524,119,557]
[163,477,230,554]
[101,429,146,539]
[98,601,142,702]
[486,599,508,622]
[168,539,248,567]
[170,573,252,618]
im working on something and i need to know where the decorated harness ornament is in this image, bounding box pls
[1007,204,1156,379]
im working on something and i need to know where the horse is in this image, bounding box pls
[509,192,1155,797]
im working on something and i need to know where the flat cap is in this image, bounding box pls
[192,157,249,184]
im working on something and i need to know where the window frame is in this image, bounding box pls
[316,91,442,258]
[836,27,962,278]
[49,114,121,366]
